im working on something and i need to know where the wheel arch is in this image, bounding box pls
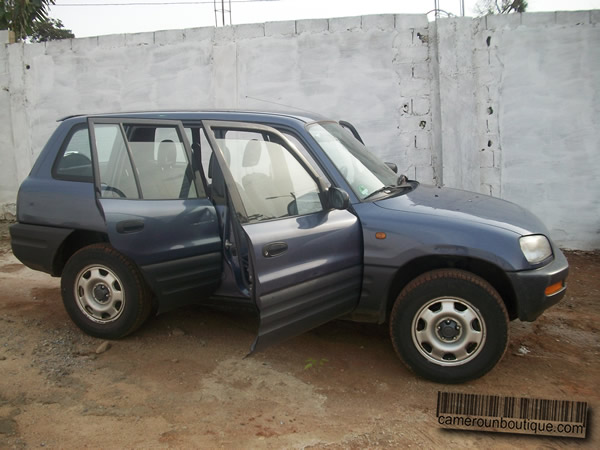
[386,255,518,322]
[52,229,109,276]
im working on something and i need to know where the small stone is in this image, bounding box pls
[0,355,6,361]
[95,341,112,354]
[74,345,91,356]
[517,345,530,355]
[171,327,185,336]
[171,359,179,363]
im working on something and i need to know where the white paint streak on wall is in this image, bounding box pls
[0,31,18,219]
[0,12,599,249]
[436,17,481,193]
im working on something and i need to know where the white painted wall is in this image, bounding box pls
[474,11,600,249]
[0,12,598,249]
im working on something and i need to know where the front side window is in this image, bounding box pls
[280,131,331,187]
[214,129,323,222]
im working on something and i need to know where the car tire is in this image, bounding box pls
[61,244,152,339]
[389,269,509,383]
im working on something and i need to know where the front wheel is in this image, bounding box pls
[61,244,152,339]
[390,269,509,383]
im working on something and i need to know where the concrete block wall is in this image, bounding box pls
[0,31,17,220]
[473,11,600,249]
[0,14,435,200]
[0,12,599,249]
[430,11,599,249]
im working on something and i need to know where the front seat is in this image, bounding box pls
[240,140,282,219]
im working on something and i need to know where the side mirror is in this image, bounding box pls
[327,187,350,210]
[385,162,398,173]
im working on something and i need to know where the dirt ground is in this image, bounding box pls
[0,222,598,449]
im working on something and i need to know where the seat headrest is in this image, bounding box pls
[242,139,262,168]
[158,140,176,165]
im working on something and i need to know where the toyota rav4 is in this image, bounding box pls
[10,111,569,383]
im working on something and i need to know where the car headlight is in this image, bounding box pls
[519,235,552,264]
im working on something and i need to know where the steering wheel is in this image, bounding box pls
[101,184,127,198]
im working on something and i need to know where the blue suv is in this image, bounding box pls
[10,111,568,383]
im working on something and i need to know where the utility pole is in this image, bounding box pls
[214,0,232,27]
[433,0,465,18]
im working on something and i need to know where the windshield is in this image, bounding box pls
[307,122,399,200]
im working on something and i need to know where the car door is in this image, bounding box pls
[88,118,222,310]
[202,120,363,352]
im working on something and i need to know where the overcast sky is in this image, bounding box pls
[49,0,600,38]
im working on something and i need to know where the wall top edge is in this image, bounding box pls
[2,9,597,50]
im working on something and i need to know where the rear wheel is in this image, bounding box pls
[61,244,152,339]
[389,269,509,383]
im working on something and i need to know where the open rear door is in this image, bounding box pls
[88,118,222,311]
[203,121,363,351]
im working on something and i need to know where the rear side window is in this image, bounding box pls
[90,122,202,200]
[53,126,93,182]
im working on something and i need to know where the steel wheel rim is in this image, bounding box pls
[74,264,125,323]
[411,297,486,366]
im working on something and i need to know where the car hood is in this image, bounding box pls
[374,184,549,236]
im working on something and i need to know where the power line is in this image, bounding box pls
[54,0,279,6]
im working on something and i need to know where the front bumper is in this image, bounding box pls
[507,248,569,322]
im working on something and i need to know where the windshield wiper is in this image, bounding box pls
[246,213,276,221]
[363,173,413,200]
[363,184,411,200]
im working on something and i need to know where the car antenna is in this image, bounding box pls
[244,95,318,115]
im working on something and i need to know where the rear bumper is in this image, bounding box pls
[507,249,569,322]
[10,223,73,276]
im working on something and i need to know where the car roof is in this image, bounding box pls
[59,110,328,125]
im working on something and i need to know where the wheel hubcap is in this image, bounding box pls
[93,283,110,303]
[437,319,461,341]
[75,265,125,323]
[412,297,486,366]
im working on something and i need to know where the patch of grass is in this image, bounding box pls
[304,357,329,370]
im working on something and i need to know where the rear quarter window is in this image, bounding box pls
[52,126,93,182]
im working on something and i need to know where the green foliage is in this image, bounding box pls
[0,0,72,42]
[304,357,329,370]
[30,17,73,42]
[476,0,528,16]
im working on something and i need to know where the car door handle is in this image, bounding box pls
[116,219,144,234]
[262,242,288,258]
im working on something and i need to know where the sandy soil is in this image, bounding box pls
[0,222,598,448]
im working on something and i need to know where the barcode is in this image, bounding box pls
[437,392,588,424]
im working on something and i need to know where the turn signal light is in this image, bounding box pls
[375,232,387,240]
[545,281,564,296]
